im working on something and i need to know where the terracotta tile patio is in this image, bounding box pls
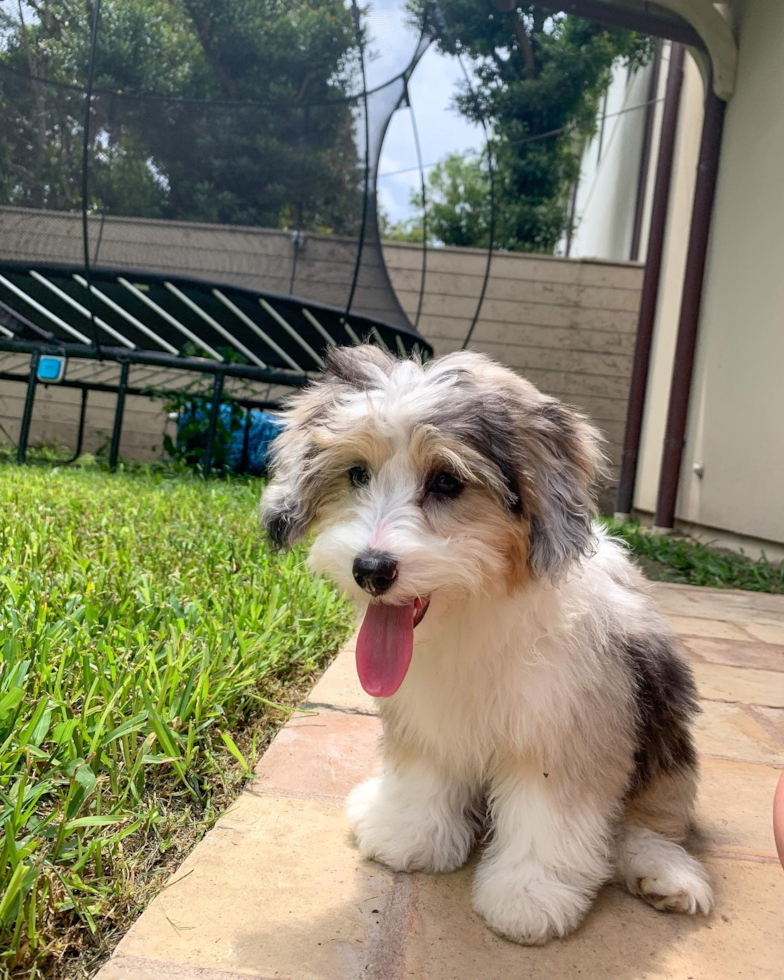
[97,584,784,980]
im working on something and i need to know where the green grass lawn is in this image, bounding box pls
[0,465,353,978]
[605,520,784,593]
[1,462,780,977]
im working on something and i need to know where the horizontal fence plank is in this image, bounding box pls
[383,243,644,289]
[400,291,641,326]
[419,319,637,356]
[0,417,169,459]
[429,337,632,379]
[389,268,643,312]
[409,304,638,334]
[16,418,169,460]
[0,383,167,417]
[0,396,169,435]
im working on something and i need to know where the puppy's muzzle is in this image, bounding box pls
[352,551,398,596]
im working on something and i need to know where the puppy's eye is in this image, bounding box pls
[349,465,370,488]
[427,471,463,498]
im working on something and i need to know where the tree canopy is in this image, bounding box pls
[0,0,363,231]
[382,152,491,247]
[0,2,652,252]
[405,1,652,252]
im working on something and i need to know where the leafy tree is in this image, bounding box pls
[380,213,426,244]
[415,2,652,252]
[0,1,363,231]
[425,152,492,247]
[378,205,423,243]
[382,152,492,247]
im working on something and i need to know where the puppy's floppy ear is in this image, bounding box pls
[260,423,317,551]
[260,344,392,550]
[517,396,607,582]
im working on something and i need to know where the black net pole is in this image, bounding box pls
[406,83,428,333]
[289,105,309,296]
[240,406,252,473]
[64,388,89,465]
[431,4,496,351]
[456,72,495,349]
[17,351,40,465]
[81,0,103,356]
[346,0,371,318]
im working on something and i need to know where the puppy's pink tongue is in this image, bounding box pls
[356,602,414,698]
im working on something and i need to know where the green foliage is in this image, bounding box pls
[379,207,426,244]
[0,1,362,230]
[147,368,250,471]
[0,466,353,974]
[412,2,652,252]
[425,153,493,248]
[160,398,243,471]
[160,399,236,470]
[384,153,492,247]
[605,520,784,593]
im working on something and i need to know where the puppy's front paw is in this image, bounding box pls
[347,775,472,874]
[472,861,593,945]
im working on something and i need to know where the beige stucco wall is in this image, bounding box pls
[673,0,784,545]
[567,56,657,261]
[565,45,721,525]
[632,0,784,549]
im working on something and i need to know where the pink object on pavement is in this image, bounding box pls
[774,770,784,871]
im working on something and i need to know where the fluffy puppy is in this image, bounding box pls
[261,345,712,945]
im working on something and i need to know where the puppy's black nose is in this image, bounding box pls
[352,552,398,596]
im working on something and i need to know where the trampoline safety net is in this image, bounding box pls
[0,0,456,469]
[0,0,444,328]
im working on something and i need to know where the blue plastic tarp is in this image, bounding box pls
[177,404,284,474]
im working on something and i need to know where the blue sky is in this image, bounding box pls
[361,0,483,225]
[377,45,483,224]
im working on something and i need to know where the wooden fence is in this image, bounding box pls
[0,210,643,505]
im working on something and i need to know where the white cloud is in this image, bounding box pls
[376,45,483,221]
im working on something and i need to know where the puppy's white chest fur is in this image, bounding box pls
[381,582,599,782]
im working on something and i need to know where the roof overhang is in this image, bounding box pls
[554,2,737,100]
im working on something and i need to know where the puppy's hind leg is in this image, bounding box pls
[615,822,713,914]
[617,772,712,914]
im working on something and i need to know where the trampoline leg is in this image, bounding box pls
[202,372,225,478]
[18,351,40,465]
[109,363,129,471]
[64,388,89,465]
[240,406,252,473]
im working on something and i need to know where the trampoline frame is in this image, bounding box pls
[0,262,431,475]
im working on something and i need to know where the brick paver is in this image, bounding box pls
[97,584,784,980]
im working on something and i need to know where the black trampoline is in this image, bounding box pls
[0,0,481,473]
[0,261,430,472]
